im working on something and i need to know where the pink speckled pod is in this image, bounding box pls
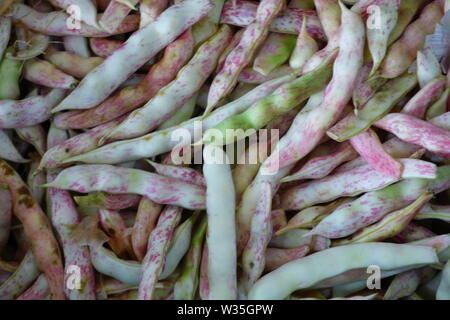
[241,182,272,293]
[220,0,325,39]
[59,73,296,165]
[45,50,104,79]
[54,30,194,130]
[106,24,233,140]
[207,0,284,111]
[138,206,182,300]
[63,36,90,58]
[0,161,65,299]
[334,193,433,245]
[9,3,139,37]
[264,246,310,272]
[23,58,78,89]
[417,48,442,88]
[262,2,365,173]
[47,0,99,28]
[393,222,437,242]
[0,89,66,129]
[52,0,213,112]
[147,161,206,187]
[0,250,40,299]
[39,116,124,170]
[140,0,169,28]
[99,208,133,258]
[281,159,436,210]
[89,38,123,58]
[131,197,162,261]
[311,178,430,239]
[401,75,446,118]
[16,125,46,156]
[349,129,403,179]
[44,164,207,209]
[374,113,450,158]
[0,129,29,163]
[16,274,50,300]
[46,125,96,300]
[100,0,138,33]
[381,1,444,78]
[301,0,341,74]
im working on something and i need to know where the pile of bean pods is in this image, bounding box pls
[0,0,449,300]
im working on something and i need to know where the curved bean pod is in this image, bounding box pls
[140,0,169,28]
[89,38,123,58]
[23,58,78,89]
[131,197,162,261]
[0,161,65,299]
[39,117,124,170]
[241,182,272,293]
[427,88,450,120]
[100,0,138,33]
[300,0,341,74]
[106,25,233,140]
[401,75,446,118]
[0,129,29,163]
[16,125,46,156]
[220,0,325,39]
[207,0,284,111]
[16,274,50,300]
[289,16,318,70]
[0,89,66,129]
[147,161,206,187]
[0,251,40,300]
[334,193,433,245]
[54,30,194,129]
[327,73,418,142]
[417,48,442,88]
[9,3,139,37]
[203,51,336,145]
[253,33,297,76]
[174,216,207,300]
[61,74,296,165]
[138,206,182,300]
[264,246,310,272]
[281,159,436,210]
[374,113,450,158]
[249,243,438,300]
[349,129,403,179]
[263,2,365,171]
[45,50,104,79]
[0,47,22,100]
[160,213,197,280]
[380,1,444,79]
[366,1,399,76]
[52,0,212,112]
[311,178,430,239]
[203,144,237,299]
[43,165,206,210]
